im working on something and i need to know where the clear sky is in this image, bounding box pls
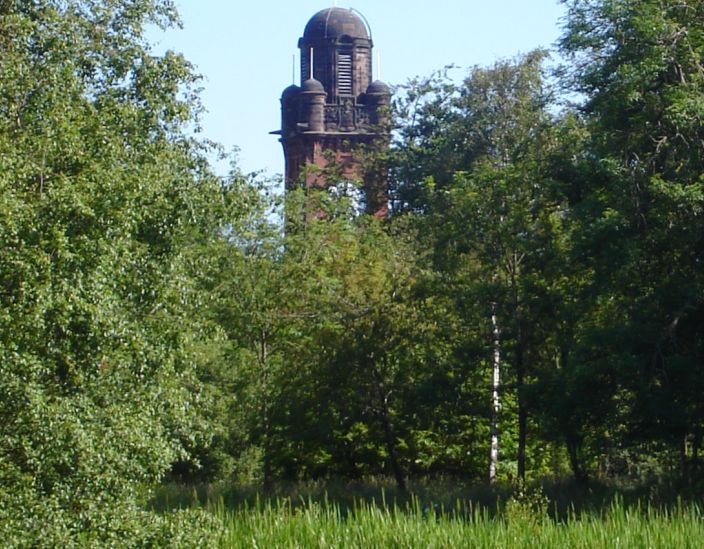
[150,1,567,178]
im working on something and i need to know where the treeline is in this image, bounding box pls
[1,0,703,546]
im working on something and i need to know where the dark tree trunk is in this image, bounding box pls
[680,434,689,481]
[262,434,273,489]
[380,403,406,492]
[260,332,273,489]
[516,343,527,482]
[566,436,588,485]
[511,268,528,483]
[371,357,406,492]
[693,434,700,473]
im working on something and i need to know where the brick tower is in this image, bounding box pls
[273,7,391,217]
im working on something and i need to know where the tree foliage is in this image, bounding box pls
[210,0,704,488]
[553,0,704,476]
[0,0,253,545]
[3,0,704,542]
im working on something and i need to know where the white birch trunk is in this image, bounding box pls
[489,307,501,483]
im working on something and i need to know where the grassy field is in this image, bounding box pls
[213,499,703,548]
[154,479,704,548]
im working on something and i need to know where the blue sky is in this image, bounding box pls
[151,1,567,178]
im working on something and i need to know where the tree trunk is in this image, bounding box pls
[489,306,501,483]
[693,433,700,473]
[566,436,588,485]
[511,267,527,483]
[262,434,273,489]
[370,358,406,492]
[260,332,273,489]
[380,401,406,492]
[680,434,689,481]
[516,343,527,482]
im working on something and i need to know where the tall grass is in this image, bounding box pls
[153,479,704,548]
[213,496,703,548]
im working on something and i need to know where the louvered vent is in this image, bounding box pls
[338,53,353,95]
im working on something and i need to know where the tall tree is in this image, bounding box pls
[393,51,568,482]
[559,0,704,475]
[0,1,251,544]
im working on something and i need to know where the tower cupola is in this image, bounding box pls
[298,7,373,103]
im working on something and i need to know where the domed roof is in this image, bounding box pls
[301,78,325,93]
[303,7,369,41]
[281,84,300,100]
[366,80,390,95]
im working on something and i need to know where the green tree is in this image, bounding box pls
[559,0,704,476]
[213,185,472,489]
[393,52,573,482]
[296,216,432,491]
[0,1,251,544]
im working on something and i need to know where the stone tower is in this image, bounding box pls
[273,7,391,217]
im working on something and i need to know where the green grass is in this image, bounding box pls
[211,497,703,548]
[153,479,704,548]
